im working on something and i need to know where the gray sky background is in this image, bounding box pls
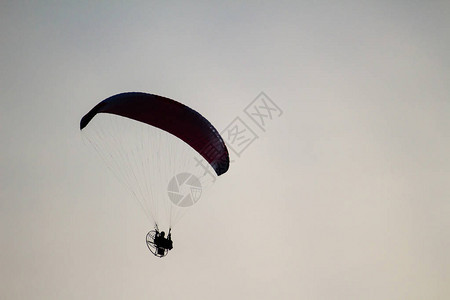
[1,1,449,299]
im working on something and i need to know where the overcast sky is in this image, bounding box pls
[1,1,449,299]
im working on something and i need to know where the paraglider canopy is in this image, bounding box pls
[80,92,229,175]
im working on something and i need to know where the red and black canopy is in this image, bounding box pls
[80,92,229,176]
